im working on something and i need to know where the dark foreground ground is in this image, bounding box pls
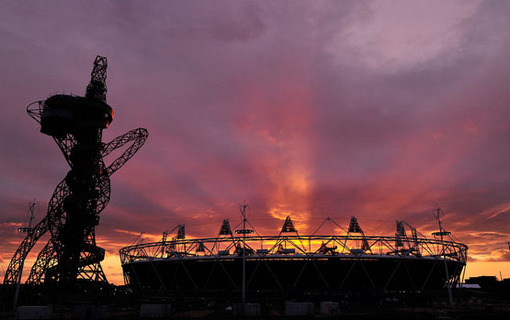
[1,304,510,320]
[1,284,509,319]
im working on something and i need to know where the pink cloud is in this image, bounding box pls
[1,0,510,284]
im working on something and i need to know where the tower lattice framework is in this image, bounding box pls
[3,56,148,286]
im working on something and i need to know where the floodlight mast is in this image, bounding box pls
[432,207,454,305]
[12,201,36,310]
[3,56,148,288]
[234,204,252,313]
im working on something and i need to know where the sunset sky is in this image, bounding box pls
[1,0,510,285]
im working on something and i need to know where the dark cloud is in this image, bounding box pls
[1,0,510,284]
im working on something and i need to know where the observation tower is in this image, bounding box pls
[4,56,148,288]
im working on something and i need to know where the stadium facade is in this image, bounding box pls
[119,209,467,301]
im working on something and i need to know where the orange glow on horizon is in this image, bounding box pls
[2,213,509,286]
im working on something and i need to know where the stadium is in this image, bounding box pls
[119,207,468,302]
